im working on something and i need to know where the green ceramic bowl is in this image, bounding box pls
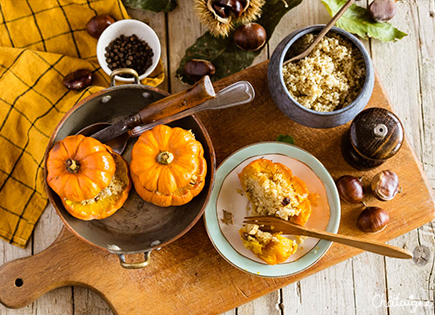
[204,142,340,277]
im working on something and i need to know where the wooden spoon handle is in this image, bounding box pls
[284,0,355,65]
[297,227,412,259]
[139,75,216,124]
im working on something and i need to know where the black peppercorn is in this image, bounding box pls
[104,34,154,77]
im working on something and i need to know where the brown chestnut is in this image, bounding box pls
[357,206,389,233]
[86,14,116,39]
[233,23,267,51]
[63,69,93,90]
[336,175,364,204]
[184,59,216,82]
[212,0,248,18]
[371,170,400,201]
[369,0,396,23]
[212,2,228,18]
[226,0,248,18]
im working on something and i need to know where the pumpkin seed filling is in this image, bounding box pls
[243,172,304,220]
[76,174,125,205]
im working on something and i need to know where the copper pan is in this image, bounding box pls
[44,70,216,269]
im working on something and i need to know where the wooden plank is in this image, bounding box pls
[74,8,168,315]
[416,0,435,189]
[73,289,114,315]
[351,253,388,315]
[348,1,389,314]
[167,0,204,94]
[127,8,169,92]
[270,3,360,313]
[164,1,272,312]
[282,260,356,314]
[237,291,280,315]
[32,205,73,315]
[0,238,33,315]
[370,0,435,314]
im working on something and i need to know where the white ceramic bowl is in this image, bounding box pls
[204,142,341,277]
[97,19,161,82]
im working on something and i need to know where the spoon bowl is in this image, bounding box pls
[76,122,130,154]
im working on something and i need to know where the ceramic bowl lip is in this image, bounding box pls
[96,19,161,82]
[277,25,373,116]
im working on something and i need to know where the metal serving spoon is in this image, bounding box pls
[283,0,355,66]
[77,80,255,154]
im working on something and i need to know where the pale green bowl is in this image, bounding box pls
[203,142,341,277]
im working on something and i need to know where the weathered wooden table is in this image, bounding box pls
[1,1,434,314]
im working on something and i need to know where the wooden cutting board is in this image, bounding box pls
[0,61,433,315]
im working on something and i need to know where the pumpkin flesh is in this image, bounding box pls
[239,226,298,265]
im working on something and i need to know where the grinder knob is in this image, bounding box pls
[341,108,404,170]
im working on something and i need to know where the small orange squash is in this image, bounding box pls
[47,135,131,220]
[61,152,131,220]
[47,135,116,202]
[130,124,207,207]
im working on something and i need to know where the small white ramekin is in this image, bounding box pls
[97,19,161,83]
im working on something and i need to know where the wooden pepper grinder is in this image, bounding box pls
[341,108,404,170]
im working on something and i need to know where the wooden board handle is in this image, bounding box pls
[139,76,216,124]
[0,228,106,309]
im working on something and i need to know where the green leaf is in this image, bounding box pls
[122,0,177,13]
[321,0,407,42]
[176,0,304,85]
[276,134,295,145]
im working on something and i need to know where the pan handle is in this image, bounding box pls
[117,251,152,269]
[110,68,140,86]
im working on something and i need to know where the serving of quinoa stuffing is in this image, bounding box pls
[282,33,366,112]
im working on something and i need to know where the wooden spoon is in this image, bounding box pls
[283,0,355,66]
[243,216,412,259]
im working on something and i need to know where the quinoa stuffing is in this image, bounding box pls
[282,33,366,112]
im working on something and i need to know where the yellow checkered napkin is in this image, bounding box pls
[0,0,165,248]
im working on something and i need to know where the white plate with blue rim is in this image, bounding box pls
[203,142,341,277]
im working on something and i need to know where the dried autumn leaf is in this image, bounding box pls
[321,0,407,42]
[177,0,304,85]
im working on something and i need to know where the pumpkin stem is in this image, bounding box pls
[66,159,80,173]
[157,151,174,165]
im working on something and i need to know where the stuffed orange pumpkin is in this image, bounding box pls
[130,124,207,207]
[238,159,311,223]
[238,159,312,265]
[46,135,131,220]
